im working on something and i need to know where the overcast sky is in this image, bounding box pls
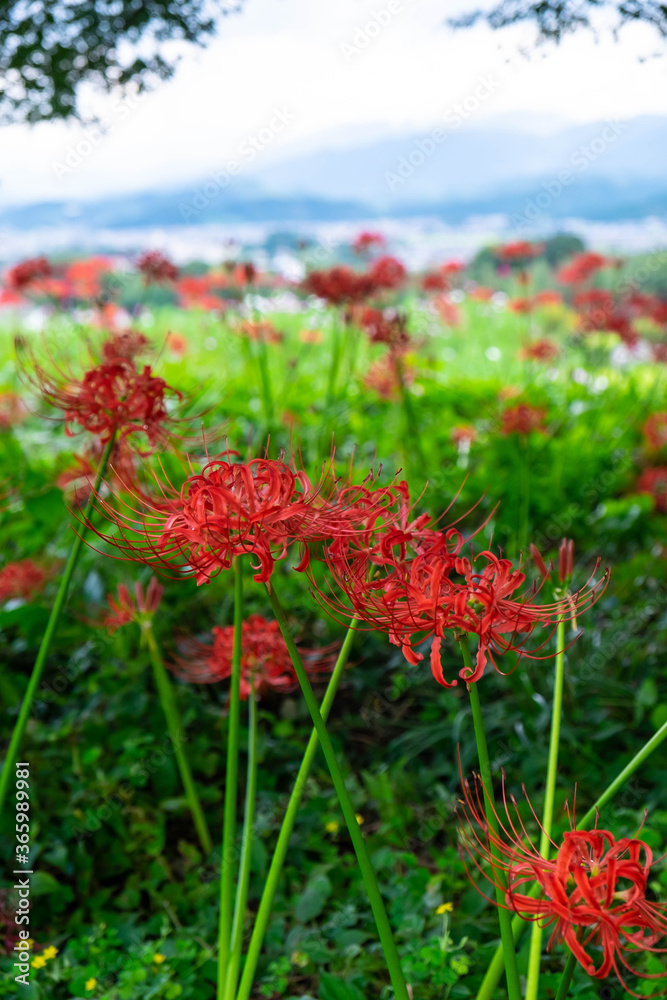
[1,0,666,206]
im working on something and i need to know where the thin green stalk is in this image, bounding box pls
[0,433,116,819]
[266,582,410,1000]
[256,334,274,429]
[518,438,530,554]
[144,623,212,856]
[554,951,577,1000]
[326,320,341,410]
[225,679,258,1000]
[475,715,667,1000]
[394,353,425,476]
[460,637,521,1000]
[235,620,358,1000]
[525,617,565,1000]
[218,558,244,997]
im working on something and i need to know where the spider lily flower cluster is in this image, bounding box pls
[83,448,608,694]
[458,770,667,997]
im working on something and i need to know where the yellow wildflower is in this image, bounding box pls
[325,821,339,834]
[153,953,166,964]
[42,946,59,960]
[436,902,454,914]
[85,978,97,991]
[355,813,365,825]
[31,956,47,969]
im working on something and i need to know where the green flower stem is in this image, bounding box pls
[326,318,341,410]
[554,951,577,1000]
[256,334,275,429]
[394,353,425,476]
[266,582,410,1000]
[525,617,565,1000]
[224,679,258,1000]
[217,558,244,998]
[0,433,116,820]
[235,619,358,1000]
[460,637,521,1000]
[475,717,667,1000]
[144,623,212,856]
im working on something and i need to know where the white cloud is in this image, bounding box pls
[1,0,666,205]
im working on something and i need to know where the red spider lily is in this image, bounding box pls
[509,297,533,315]
[316,506,606,685]
[558,251,610,285]
[637,467,667,513]
[0,560,49,603]
[451,425,477,446]
[495,241,543,266]
[650,300,667,327]
[233,261,257,286]
[19,340,182,452]
[643,414,667,451]
[519,339,559,363]
[166,332,188,355]
[457,770,667,998]
[422,271,451,293]
[4,256,52,293]
[534,289,563,307]
[435,295,463,327]
[137,251,179,285]
[102,577,164,632]
[101,330,151,362]
[367,255,406,291]
[363,353,413,400]
[238,320,283,344]
[64,257,111,299]
[302,267,376,306]
[171,613,334,700]
[356,307,410,349]
[352,231,385,255]
[85,450,402,585]
[0,391,27,428]
[501,404,547,436]
[176,275,226,311]
[574,290,639,345]
[529,538,574,585]
[299,328,324,344]
[470,286,494,302]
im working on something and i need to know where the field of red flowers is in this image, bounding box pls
[1,233,667,1000]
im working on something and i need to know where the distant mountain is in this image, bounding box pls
[1,116,666,230]
[247,115,667,208]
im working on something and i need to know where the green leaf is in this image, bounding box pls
[295,872,332,923]
[318,972,365,1000]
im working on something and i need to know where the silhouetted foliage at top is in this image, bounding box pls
[449,0,667,43]
[0,0,242,124]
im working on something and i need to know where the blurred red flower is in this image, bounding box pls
[558,251,610,285]
[102,577,164,632]
[519,339,559,363]
[137,251,179,285]
[352,231,385,255]
[5,256,52,293]
[0,560,48,603]
[367,255,406,290]
[643,414,667,451]
[501,404,547,436]
[172,613,333,699]
[637,467,667,512]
